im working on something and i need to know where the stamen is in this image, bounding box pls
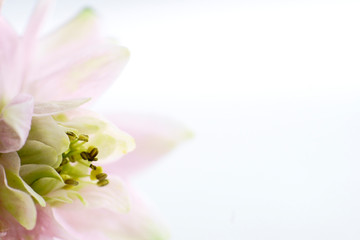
[80,151,90,160]
[96,173,107,181]
[89,157,98,162]
[97,179,109,187]
[69,155,76,162]
[66,131,78,141]
[78,134,89,142]
[88,147,99,159]
[60,131,109,189]
[60,157,69,166]
[64,179,79,186]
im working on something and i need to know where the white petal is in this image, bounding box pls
[33,98,90,116]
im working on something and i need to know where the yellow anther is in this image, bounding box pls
[97,179,109,187]
[64,179,79,186]
[88,147,99,159]
[78,134,89,142]
[80,151,89,160]
[66,131,78,141]
[96,173,107,181]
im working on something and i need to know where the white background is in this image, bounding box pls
[4,0,360,239]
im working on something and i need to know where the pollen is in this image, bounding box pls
[78,134,89,142]
[58,131,110,189]
[66,131,78,141]
[96,173,107,181]
[97,179,109,187]
[64,179,79,186]
[80,151,90,160]
[88,147,99,159]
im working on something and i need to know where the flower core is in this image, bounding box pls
[57,131,109,188]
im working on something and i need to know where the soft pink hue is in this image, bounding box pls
[0,1,190,239]
[1,114,189,240]
[0,206,72,240]
[0,0,129,153]
[105,114,192,177]
[52,114,190,240]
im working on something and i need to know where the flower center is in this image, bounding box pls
[56,131,109,188]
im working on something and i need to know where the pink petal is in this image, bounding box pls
[0,94,34,153]
[54,187,169,240]
[104,114,192,177]
[29,44,129,102]
[0,206,73,240]
[23,0,54,41]
[78,177,130,213]
[27,8,129,103]
[33,98,90,116]
[20,0,54,85]
[0,17,21,100]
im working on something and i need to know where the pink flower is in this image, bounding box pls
[0,0,128,153]
[0,1,191,239]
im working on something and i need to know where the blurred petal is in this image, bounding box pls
[29,8,129,102]
[105,114,192,176]
[37,8,101,65]
[79,177,129,213]
[55,109,135,163]
[0,17,20,100]
[0,206,73,240]
[33,98,90,116]
[0,94,33,153]
[54,187,169,240]
[23,0,54,41]
[18,0,54,96]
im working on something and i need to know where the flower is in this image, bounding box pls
[0,1,191,239]
[0,0,129,153]
[53,114,191,240]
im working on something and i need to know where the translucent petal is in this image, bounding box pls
[33,98,90,116]
[0,206,74,240]
[79,177,129,213]
[56,110,135,164]
[0,94,34,153]
[0,17,20,101]
[54,187,169,240]
[105,114,192,176]
[28,8,129,102]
